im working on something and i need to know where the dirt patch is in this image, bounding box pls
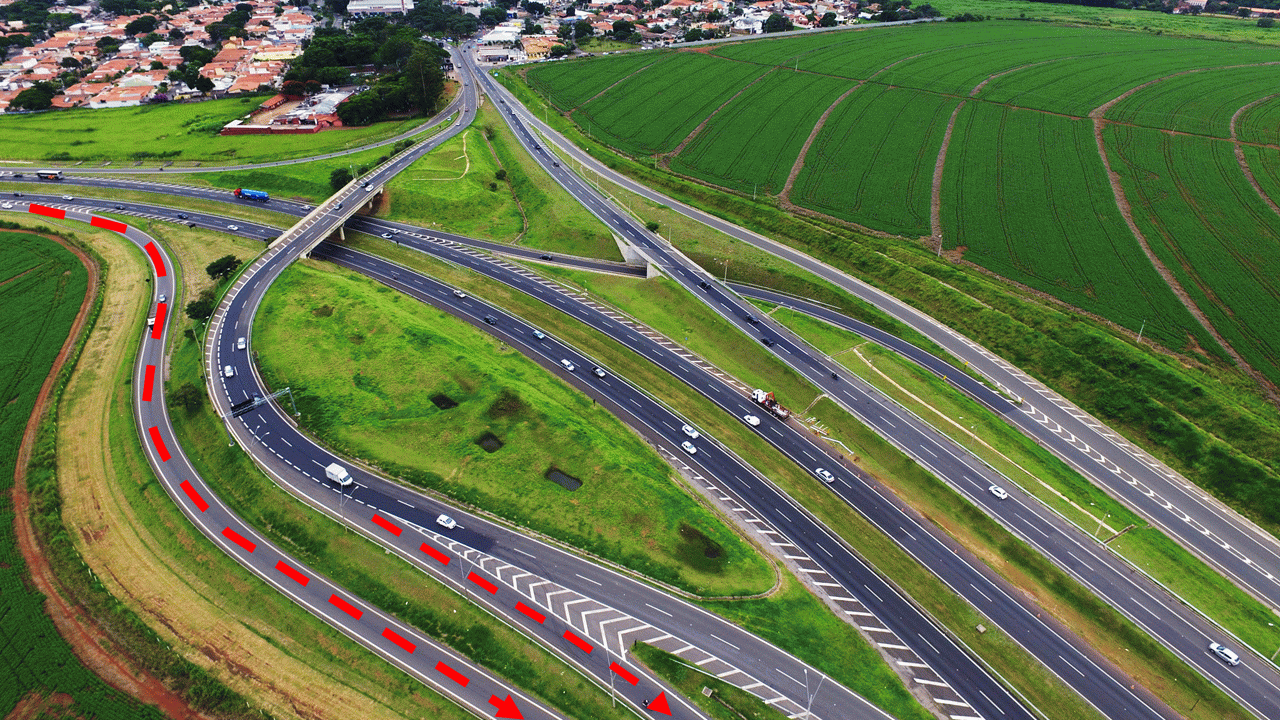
[779,81,864,206]
[430,393,458,409]
[312,304,334,317]
[5,690,75,720]
[9,232,213,720]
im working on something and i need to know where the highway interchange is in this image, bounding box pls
[4,37,1280,720]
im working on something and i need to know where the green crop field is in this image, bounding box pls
[941,103,1206,351]
[0,97,430,166]
[791,84,955,236]
[575,53,768,156]
[523,19,1280,385]
[1107,125,1280,385]
[669,70,850,195]
[0,233,163,718]
[254,262,773,595]
[525,52,664,111]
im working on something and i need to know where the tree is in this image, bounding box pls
[549,43,571,57]
[282,79,305,96]
[645,221,660,232]
[195,75,214,94]
[96,36,122,54]
[480,6,507,25]
[1260,15,1276,25]
[684,26,703,41]
[524,0,546,14]
[612,18,634,35]
[763,13,792,32]
[330,167,353,190]
[819,11,837,26]
[185,297,214,321]
[11,82,56,111]
[125,15,158,36]
[403,44,446,113]
[150,59,165,70]
[304,79,323,94]
[168,382,205,412]
[206,255,242,280]
[575,20,594,39]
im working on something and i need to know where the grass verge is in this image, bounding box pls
[253,259,773,596]
[632,643,788,720]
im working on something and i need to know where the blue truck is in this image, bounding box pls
[233,188,269,202]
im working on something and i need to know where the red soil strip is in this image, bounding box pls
[779,81,865,205]
[9,232,215,720]
[664,67,778,168]
[1229,93,1280,218]
[929,101,966,245]
[1089,86,1259,387]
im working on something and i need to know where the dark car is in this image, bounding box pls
[539,254,552,260]
[483,315,497,325]
[761,337,775,347]
[13,192,22,197]
[178,213,189,219]
[698,281,710,290]
[744,314,759,325]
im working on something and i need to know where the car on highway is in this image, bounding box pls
[552,161,559,167]
[61,195,74,200]
[0,202,11,209]
[381,233,393,239]
[452,289,466,298]
[743,414,761,426]
[1210,642,1241,666]
[12,192,22,197]
[592,366,606,378]
[815,467,835,483]
[532,329,546,340]
[158,293,167,303]
[681,424,700,440]
[227,224,240,231]
[177,213,188,219]
[744,314,759,324]
[560,359,575,372]
[114,204,124,210]
[436,514,457,530]
[483,315,497,325]
[223,365,235,378]
[680,440,697,455]
[989,485,1009,500]
[237,337,246,351]
[539,254,552,260]
[698,281,710,290]
[761,337,775,347]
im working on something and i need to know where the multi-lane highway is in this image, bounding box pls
[8,40,1277,720]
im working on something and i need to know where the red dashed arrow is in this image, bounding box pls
[488,694,524,719]
[371,513,402,536]
[420,542,450,565]
[142,364,156,401]
[144,241,167,276]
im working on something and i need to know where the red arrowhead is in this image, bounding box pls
[647,692,672,715]
[488,694,524,719]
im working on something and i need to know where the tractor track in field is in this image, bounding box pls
[1229,93,1280,219]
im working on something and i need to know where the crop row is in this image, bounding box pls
[526,52,664,112]
[1104,64,1280,138]
[791,85,954,236]
[940,104,1203,350]
[576,53,768,156]
[669,70,851,196]
[1106,125,1280,382]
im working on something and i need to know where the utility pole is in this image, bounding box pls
[1137,318,1146,344]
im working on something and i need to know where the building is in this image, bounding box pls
[347,0,416,14]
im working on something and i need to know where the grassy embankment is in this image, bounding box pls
[936,0,1280,45]
[48,215,496,720]
[0,227,178,718]
[0,96,437,167]
[252,260,774,596]
[377,102,622,260]
[337,232,1090,720]
[767,306,1280,661]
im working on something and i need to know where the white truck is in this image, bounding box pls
[751,388,791,420]
[325,463,352,487]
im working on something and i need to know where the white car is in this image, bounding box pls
[592,366,606,378]
[157,293,166,303]
[989,485,1009,500]
[452,289,467,298]
[236,337,246,351]
[532,329,546,340]
[1210,642,1241,666]
[680,440,697,455]
[227,224,240,231]
[560,359,576,372]
[436,514,457,530]
[743,414,761,427]
[61,195,74,200]
[815,468,835,483]
[223,365,235,378]
[681,424,699,440]
[1,202,12,209]
[380,232,393,239]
